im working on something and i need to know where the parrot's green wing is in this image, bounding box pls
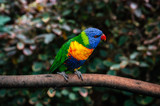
[50,39,74,72]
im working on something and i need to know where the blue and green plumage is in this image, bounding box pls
[50,28,106,80]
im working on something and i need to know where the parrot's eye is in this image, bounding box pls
[94,35,99,38]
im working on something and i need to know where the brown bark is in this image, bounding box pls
[0,74,160,97]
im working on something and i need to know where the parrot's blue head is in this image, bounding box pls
[84,28,106,49]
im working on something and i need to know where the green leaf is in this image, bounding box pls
[99,50,108,57]
[35,102,43,106]
[102,93,109,101]
[122,28,128,33]
[38,54,48,61]
[0,69,3,74]
[110,96,117,103]
[145,57,155,65]
[0,26,11,32]
[61,89,69,96]
[96,13,104,17]
[124,99,136,106]
[84,96,92,104]
[52,28,62,35]
[146,25,154,32]
[130,52,139,60]
[120,61,128,68]
[79,88,88,97]
[132,68,140,78]
[92,58,105,70]
[136,96,153,105]
[48,88,54,94]
[55,91,62,98]
[103,60,114,67]
[0,15,11,26]
[43,98,50,105]
[93,58,102,65]
[61,23,71,31]
[17,42,25,50]
[105,20,110,27]
[32,62,43,72]
[23,48,32,56]
[0,53,5,58]
[69,93,76,101]
[62,10,72,16]
[137,46,147,51]
[0,53,6,65]
[29,97,38,105]
[121,68,132,75]
[17,97,25,105]
[42,13,50,23]
[0,89,6,97]
[122,91,133,96]
[44,34,55,44]
[72,87,80,92]
[78,66,87,73]
[21,90,29,96]
[88,63,97,72]
[0,0,7,3]
[114,54,122,62]
[118,36,128,46]
[110,64,120,70]
[139,62,149,67]
[107,70,116,75]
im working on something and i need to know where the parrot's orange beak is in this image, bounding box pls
[101,34,106,41]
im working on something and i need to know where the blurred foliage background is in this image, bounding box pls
[0,0,160,105]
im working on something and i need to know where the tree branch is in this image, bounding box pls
[0,74,160,98]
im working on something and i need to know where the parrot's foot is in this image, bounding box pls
[57,72,68,81]
[74,70,83,81]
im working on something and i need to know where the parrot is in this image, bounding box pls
[50,28,106,81]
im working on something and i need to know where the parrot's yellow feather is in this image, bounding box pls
[68,41,94,60]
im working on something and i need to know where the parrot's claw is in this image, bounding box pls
[57,72,68,81]
[74,70,83,81]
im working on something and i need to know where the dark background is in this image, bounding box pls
[0,0,160,105]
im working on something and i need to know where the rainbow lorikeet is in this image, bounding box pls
[50,28,106,81]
